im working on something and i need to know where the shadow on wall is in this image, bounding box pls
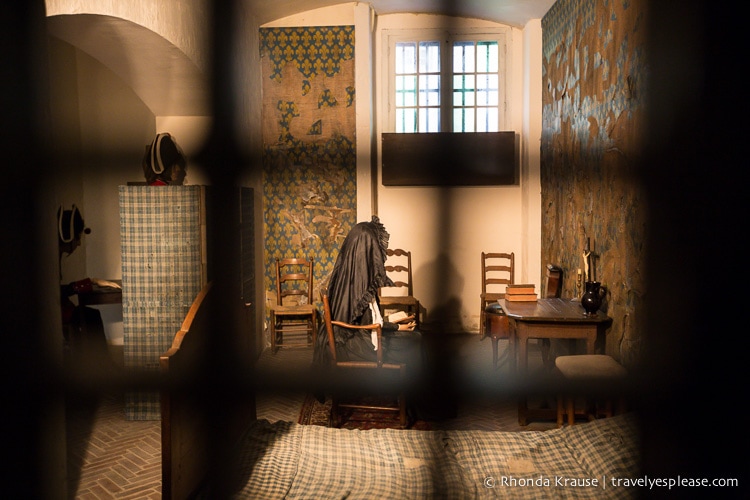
[418,253,466,333]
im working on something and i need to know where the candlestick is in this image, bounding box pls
[573,268,583,301]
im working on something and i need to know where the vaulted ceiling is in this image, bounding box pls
[46,1,556,116]
[248,0,555,28]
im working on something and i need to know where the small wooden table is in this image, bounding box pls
[77,280,123,306]
[503,298,612,425]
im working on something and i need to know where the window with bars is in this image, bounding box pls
[388,29,508,133]
[394,41,441,132]
[452,41,500,132]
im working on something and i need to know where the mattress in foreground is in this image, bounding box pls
[225,412,640,499]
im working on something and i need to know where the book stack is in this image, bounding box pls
[503,283,538,302]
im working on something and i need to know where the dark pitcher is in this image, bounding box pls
[581,281,605,316]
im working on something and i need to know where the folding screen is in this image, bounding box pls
[119,185,207,420]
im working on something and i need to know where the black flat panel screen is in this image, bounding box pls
[381,132,516,186]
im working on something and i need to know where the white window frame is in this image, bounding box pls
[383,27,509,133]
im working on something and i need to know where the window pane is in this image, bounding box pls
[464,108,475,132]
[418,108,440,132]
[453,74,464,92]
[394,35,502,133]
[453,90,462,107]
[475,107,499,132]
[477,75,488,106]
[425,89,439,107]
[456,74,474,106]
[486,107,498,131]
[450,40,501,133]
[453,75,474,107]
[477,41,498,73]
[477,75,498,106]
[427,108,440,132]
[397,75,416,106]
[453,108,466,132]
[397,108,417,133]
[396,42,416,74]
[487,75,498,105]
[453,41,474,73]
[396,76,406,106]
[419,41,440,73]
[406,108,417,132]
[418,76,439,106]
[477,108,487,132]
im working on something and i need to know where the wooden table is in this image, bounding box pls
[77,280,123,306]
[503,298,612,425]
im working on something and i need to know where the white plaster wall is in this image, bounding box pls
[374,14,538,332]
[48,37,87,285]
[75,47,153,345]
[262,3,355,27]
[521,19,543,288]
[45,0,210,70]
[155,116,212,185]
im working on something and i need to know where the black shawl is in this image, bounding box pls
[314,216,393,365]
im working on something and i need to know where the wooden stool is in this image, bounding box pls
[555,354,627,427]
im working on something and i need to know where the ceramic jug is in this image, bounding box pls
[581,281,605,316]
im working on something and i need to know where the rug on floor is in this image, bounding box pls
[297,394,431,430]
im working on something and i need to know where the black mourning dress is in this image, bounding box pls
[313,216,423,380]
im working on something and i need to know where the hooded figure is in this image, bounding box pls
[313,215,420,368]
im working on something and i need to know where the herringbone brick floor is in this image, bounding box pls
[66,392,162,499]
[67,334,554,498]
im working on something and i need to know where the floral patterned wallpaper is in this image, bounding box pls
[260,26,357,327]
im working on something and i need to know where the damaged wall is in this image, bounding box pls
[541,0,649,366]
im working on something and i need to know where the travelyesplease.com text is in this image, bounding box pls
[486,475,739,491]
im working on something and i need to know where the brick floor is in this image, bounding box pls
[67,334,555,497]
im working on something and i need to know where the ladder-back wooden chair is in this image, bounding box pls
[480,252,515,369]
[379,248,420,326]
[270,257,316,353]
[322,292,408,428]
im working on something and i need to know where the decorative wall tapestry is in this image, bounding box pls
[260,26,357,329]
[541,0,648,367]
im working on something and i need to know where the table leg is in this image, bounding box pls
[491,337,499,369]
[586,336,595,354]
[516,323,528,426]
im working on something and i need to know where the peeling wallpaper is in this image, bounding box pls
[541,0,648,366]
[260,26,357,329]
